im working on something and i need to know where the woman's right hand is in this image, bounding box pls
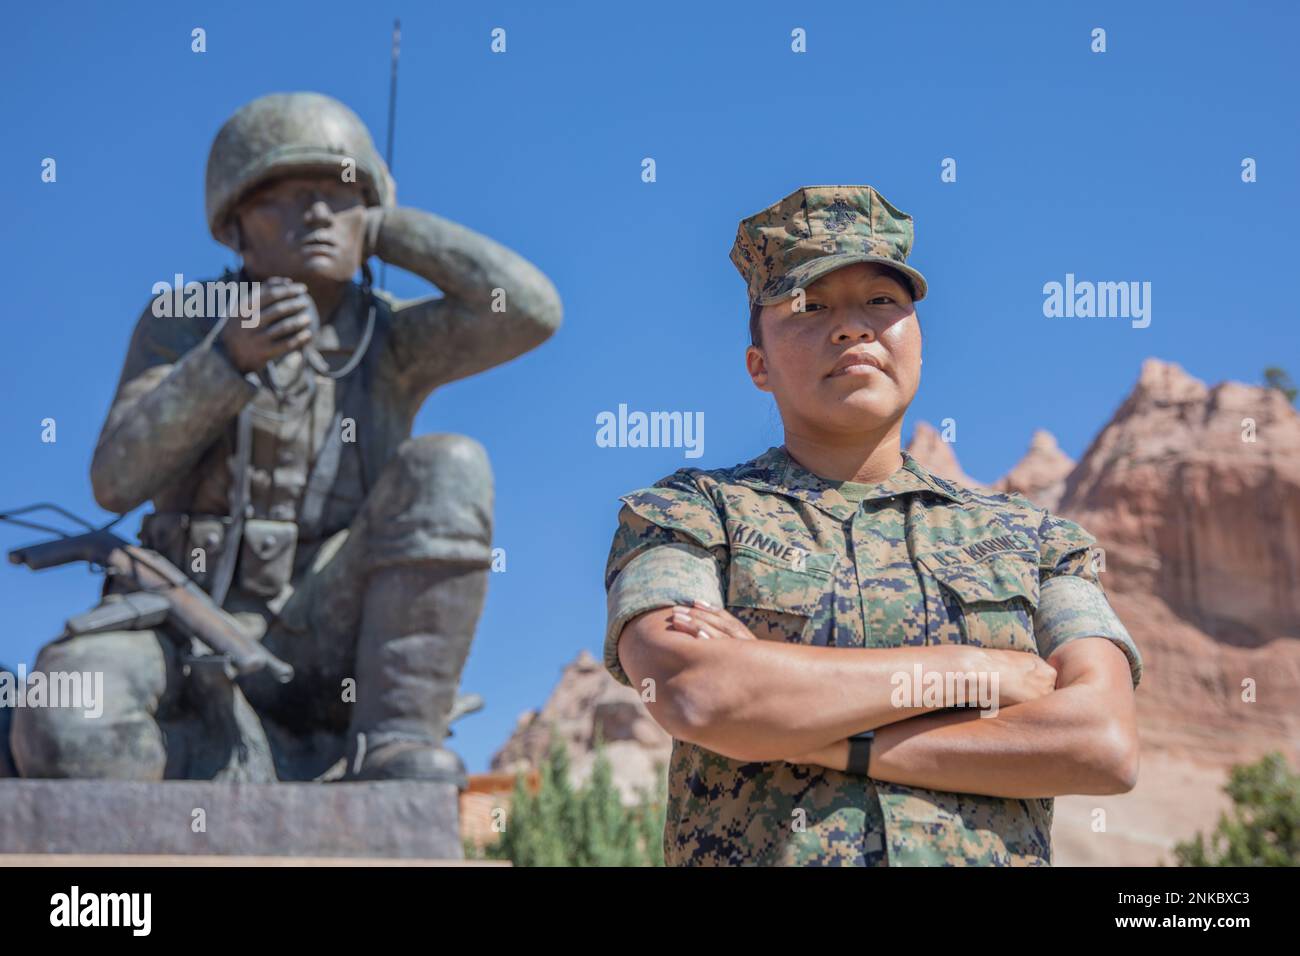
[667,601,758,641]
[974,648,1059,707]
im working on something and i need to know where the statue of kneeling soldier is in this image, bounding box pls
[9,92,562,784]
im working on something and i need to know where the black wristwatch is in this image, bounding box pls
[846,730,875,776]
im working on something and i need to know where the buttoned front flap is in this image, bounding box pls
[922,552,1040,609]
[238,518,299,600]
[726,545,834,643]
[916,539,1039,652]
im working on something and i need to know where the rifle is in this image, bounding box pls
[3,505,293,684]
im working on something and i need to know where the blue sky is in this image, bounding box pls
[1,1,1296,773]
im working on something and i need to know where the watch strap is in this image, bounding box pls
[846,730,874,776]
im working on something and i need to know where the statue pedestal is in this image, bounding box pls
[0,779,463,860]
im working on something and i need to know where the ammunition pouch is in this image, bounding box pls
[239,518,299,600]
[140,513,224,590]
[140,512,298,601]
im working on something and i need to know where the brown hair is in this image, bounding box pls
[748,300,764,347]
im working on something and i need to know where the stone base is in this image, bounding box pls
[0,779,462,859]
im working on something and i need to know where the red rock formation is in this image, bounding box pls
[1062,358,1300,649]
[995,429,1075,511]
[489,650,670,805]
[1052,359,1300,865]
[905,420,980,488]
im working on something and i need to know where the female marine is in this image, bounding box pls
[602,185,1142,866]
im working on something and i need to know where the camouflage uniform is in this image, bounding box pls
[601,186,1141,865]
[11,94,562,783]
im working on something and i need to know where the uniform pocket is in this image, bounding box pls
[877,783,1052,866]
[726,546,833,644]
[139,512,230,590]
[918,549,1040,652]
[238,519,299,600]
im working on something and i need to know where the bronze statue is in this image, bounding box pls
[8,92,561,784]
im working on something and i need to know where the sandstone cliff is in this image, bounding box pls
[904,420,981,488]
[489,650,670,805]
[995,429,1075,511]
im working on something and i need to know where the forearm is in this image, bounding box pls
[876,683,1135,796]
[372,206,561,392]
[374,206,561,327]
[640,629,988,762]
[806,680,1136,798]
[91,333,256,513]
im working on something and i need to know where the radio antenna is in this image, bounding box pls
[379,18,400,288]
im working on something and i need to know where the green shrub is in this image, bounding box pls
[480,731,667,867]
[1263,367,1297,404]
[1174,751,1299,866]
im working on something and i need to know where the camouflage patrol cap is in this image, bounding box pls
[205,92,396,250]
[730,185,927,306]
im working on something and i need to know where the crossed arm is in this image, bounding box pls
[617,602,1139,799]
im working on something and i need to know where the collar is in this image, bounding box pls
[732,445,967,520]
[312,281,367,353]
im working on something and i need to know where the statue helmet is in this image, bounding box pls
[205,92,395,250]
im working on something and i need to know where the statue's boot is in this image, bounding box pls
[342,560,487,785]
[338,434,494,785]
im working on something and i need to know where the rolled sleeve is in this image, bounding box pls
[1034,576,1142,686]
[1035,511,1142,687]
[602,475,728,687]
[604,542,726,687]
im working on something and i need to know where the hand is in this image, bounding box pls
[668,601,758,641]
[974,648,1058,707]
[220,277,317,374]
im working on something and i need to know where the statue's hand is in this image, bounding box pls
[220,277,317,374]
